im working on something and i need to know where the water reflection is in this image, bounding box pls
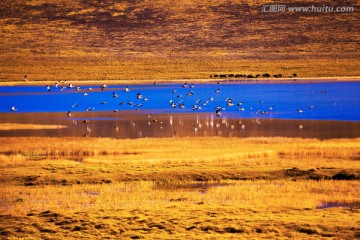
[0,111,359,139]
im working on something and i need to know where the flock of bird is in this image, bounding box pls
[8,80,319,121]
[61,82,152,118]
[3,79,338,136]
[166,81,296,118]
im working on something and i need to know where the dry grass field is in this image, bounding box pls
[0,0,359,82]
[0,137,359,239]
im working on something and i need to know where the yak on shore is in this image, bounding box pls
[210,72,293,79]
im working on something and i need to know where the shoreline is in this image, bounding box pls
[0,76,359,86]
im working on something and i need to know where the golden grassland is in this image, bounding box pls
[1,57,360,84]
[0,123,67,130]
[0,137,359,239]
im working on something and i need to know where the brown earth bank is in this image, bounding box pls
[0,76,359,87]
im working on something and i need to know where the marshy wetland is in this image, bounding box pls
[0,136,359,239]
[0,81,360,239]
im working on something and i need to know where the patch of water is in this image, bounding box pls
[0,82,359,121]
[317,202,360,209]
[0,82,359,138]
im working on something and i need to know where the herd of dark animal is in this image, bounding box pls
[210,73,297,79]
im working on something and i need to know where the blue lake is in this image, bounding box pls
[0,82,359,121]
[0,81,359,139]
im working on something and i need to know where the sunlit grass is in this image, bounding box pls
[0,137,359,238]
[2,180,359,215]
[1,57,359,83]
[0,123,67,130]
[1,137,358,167]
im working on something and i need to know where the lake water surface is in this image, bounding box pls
[0,81,359,138]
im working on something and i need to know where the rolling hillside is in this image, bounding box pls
[0,0,359,81]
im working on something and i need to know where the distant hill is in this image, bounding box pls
[0,0,359,81]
